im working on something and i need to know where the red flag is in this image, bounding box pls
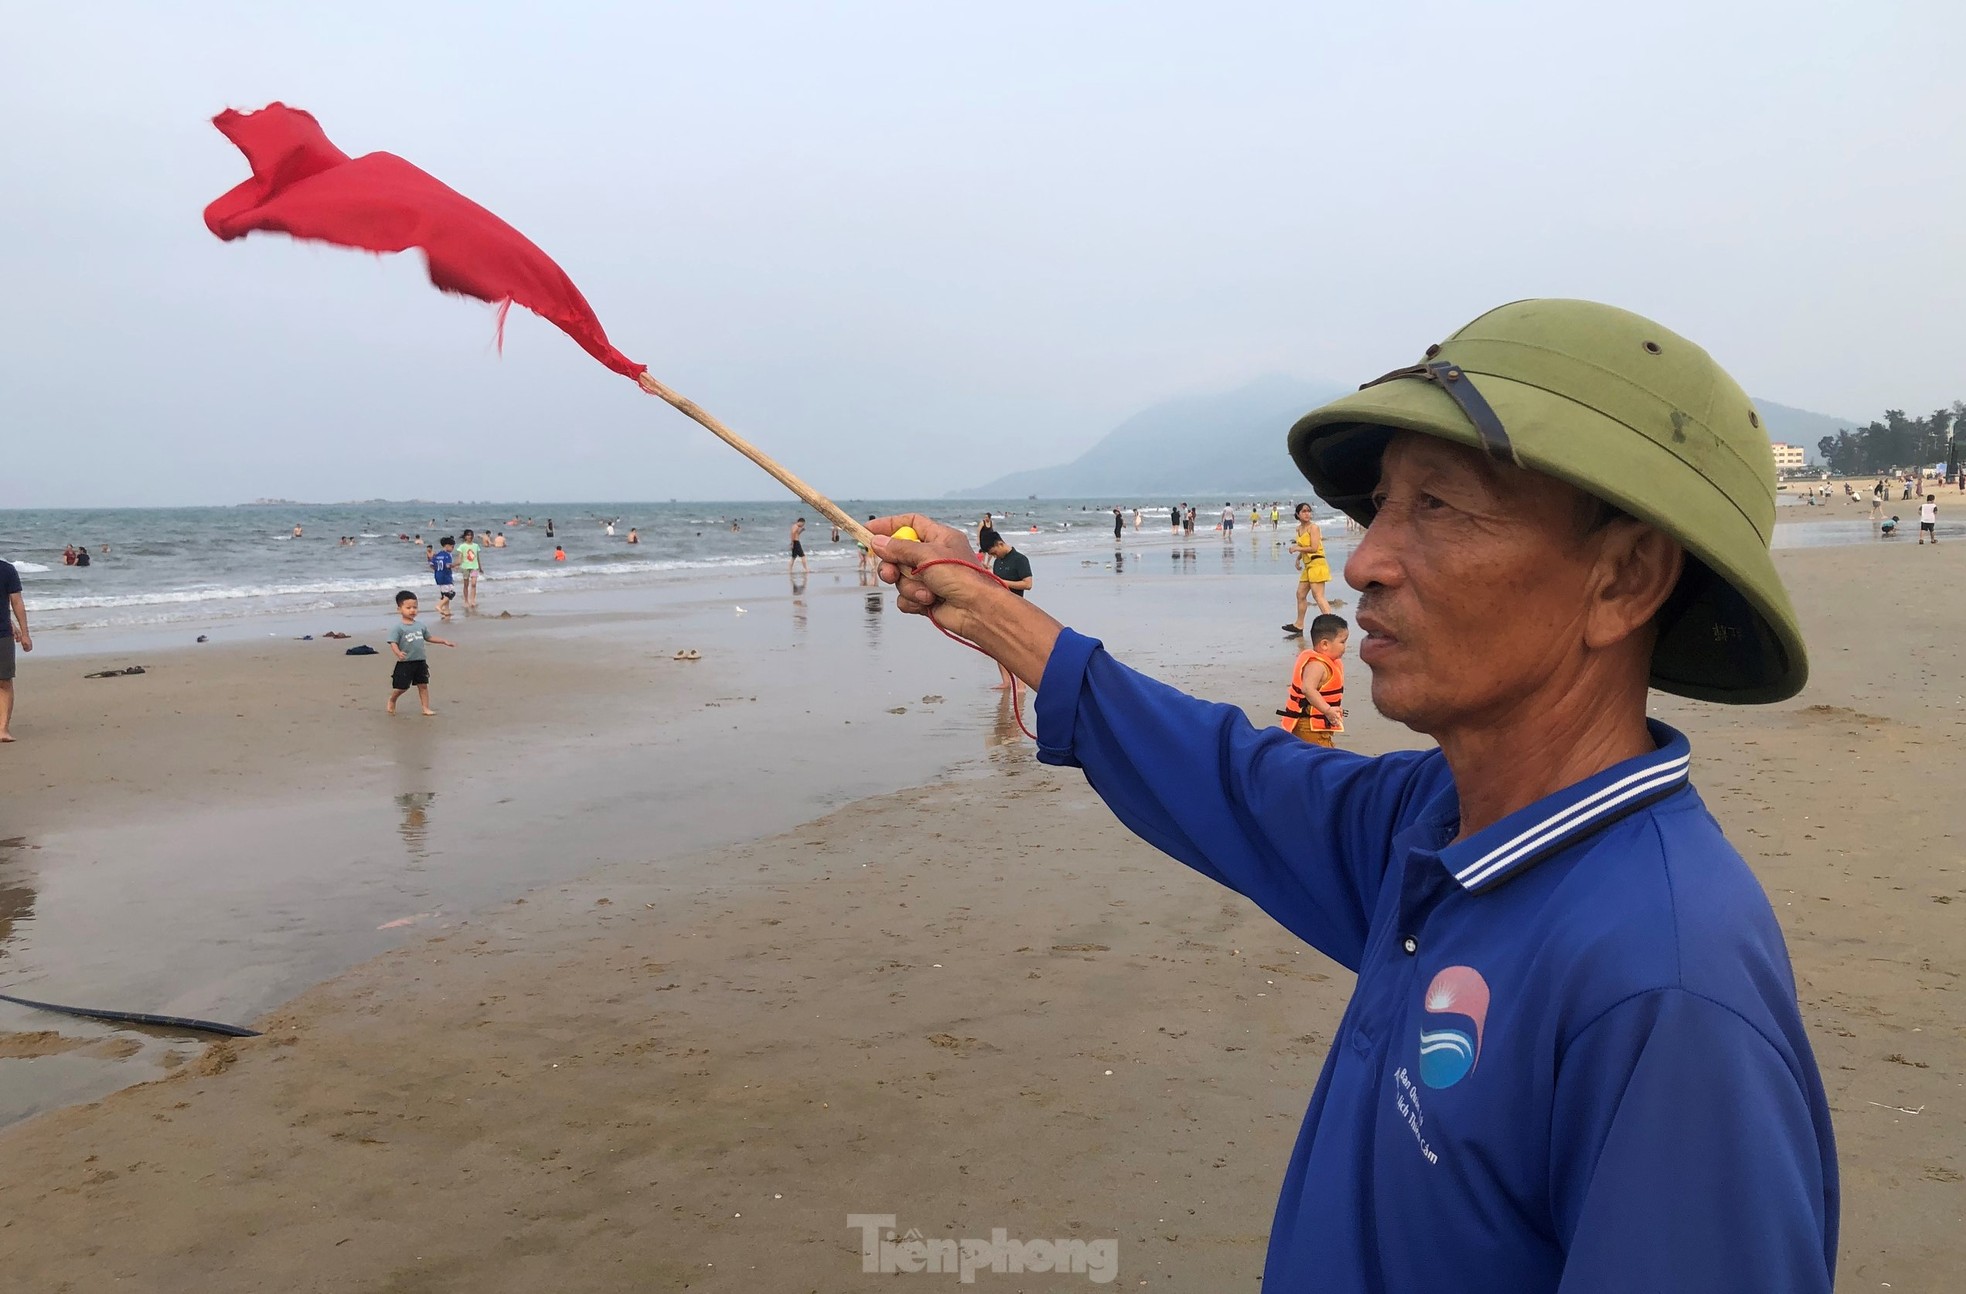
[205,103,644,380]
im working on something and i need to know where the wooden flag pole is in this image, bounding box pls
[637,371,876,548]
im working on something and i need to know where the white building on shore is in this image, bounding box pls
[1770,442,1807,472]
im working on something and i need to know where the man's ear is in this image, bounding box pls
[1584,520,1684,651]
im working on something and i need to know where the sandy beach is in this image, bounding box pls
[10,5,1966,1286]
[1,537,1962,1290]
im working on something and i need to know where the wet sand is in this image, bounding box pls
[0,544,1323,1123]
[0,569,1050,1124]
[1,540,1962,1289]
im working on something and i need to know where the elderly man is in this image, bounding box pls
[872,300,1836,1293]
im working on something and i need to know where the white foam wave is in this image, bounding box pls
[12,561,51,573]
[35,577,411,612]
[28,550,840,614]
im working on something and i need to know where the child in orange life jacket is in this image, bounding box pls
[1278,614,1348,747]
[553,545,567,561]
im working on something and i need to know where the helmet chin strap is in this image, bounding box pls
[1360,352,1518,467]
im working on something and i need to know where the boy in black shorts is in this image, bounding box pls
[429,535,459,618]
[386,590,456,716]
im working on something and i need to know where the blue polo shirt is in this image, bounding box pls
[1035,630,1837,1293]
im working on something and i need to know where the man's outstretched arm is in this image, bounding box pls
[871,516,1434,968]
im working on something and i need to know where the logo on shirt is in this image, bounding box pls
[1418,965,1490,1090]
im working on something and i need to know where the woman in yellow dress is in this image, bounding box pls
[1284,501,1336,636]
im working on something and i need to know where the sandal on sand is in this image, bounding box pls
[1281,624,1303,636]
[673,649,702,661]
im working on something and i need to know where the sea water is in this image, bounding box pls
[0,498,1333,634]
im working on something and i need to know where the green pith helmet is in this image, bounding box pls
[1288,298,1806,704]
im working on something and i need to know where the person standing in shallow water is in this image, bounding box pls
[455,529,482,611]
[789,516,809,577]
[980,528,1031,692]
[1285,501,1337,635]
[857,515,877,580]
[0,557,30,742]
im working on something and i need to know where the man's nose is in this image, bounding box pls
[1343,512,1400,592]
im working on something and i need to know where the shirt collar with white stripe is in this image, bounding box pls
[1434,720,1693,894]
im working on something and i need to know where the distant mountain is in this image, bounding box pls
[1750,400,1859,463]
[948,375,1347,499]
[951,378,1859,497]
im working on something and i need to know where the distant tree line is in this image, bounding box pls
[1815,402,1963,476]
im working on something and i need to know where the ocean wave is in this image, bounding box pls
[35,577,412,611]
[12,561,51,573]
[26,550,846,613]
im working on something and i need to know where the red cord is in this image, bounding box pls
[908,557,1036,741]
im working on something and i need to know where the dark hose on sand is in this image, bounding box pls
[0,991,261,1038]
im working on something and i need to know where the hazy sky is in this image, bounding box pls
[3,2,1961,507]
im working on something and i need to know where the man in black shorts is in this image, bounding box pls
[982,528,1032,691]
[789,516,809,577]
[1,557,30,743]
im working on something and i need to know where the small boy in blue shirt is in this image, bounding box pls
[429,536,458,619]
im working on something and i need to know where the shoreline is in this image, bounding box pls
[10,485,1950,650]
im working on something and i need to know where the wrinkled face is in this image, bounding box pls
[1344,433,1614,735]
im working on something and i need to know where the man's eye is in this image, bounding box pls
[1417,493,1446,511]
[1369,491,1390,511]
